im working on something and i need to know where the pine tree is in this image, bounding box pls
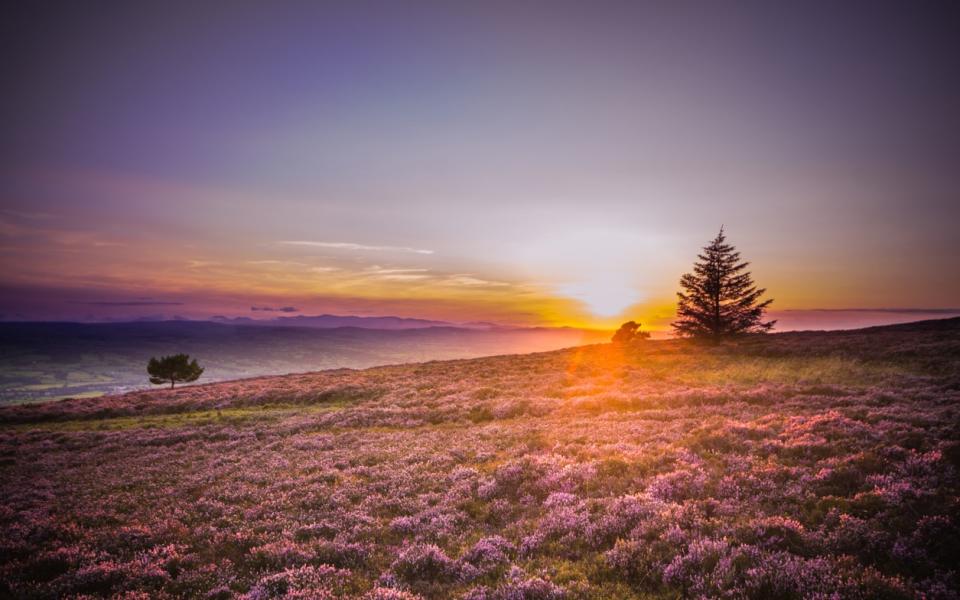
[673,228,775,338]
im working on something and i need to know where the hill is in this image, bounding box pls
[1,319,959,598]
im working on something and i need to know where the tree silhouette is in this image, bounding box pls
[147,354,204,389]
[673,228,775,338]
[612,321,650,344]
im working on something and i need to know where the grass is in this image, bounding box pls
[0,353,910,429]
[667,355,907,386]
[7,400,352,432]
[5,390,107,405]
[1,320,957,598]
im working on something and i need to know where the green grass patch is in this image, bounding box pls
[6,401,350,432]
[637,355,906,387]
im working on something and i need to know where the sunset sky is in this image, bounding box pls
[1,2,959,330]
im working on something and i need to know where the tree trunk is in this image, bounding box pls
[170,380,175,389]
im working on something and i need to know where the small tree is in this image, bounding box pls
[673,228,775,339]
[612,320,651,344]
[147,353,204,389]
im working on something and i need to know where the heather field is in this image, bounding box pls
[2,319,959,599]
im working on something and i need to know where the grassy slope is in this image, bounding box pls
[1,319,959,598]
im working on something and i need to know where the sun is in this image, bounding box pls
[558,276,640,319]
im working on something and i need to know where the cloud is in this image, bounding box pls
[277,241,434,255]
[378,273,431,281]
[0,213,123,247]
[246,260,306,266]
[69,300,184,306]
[445,275,510,287]
[310,266,340,273]
[0,209,59,220]
[186,260,221,268]
[365,267,429,275]
[362,266,432,281]
[251,306,299,312]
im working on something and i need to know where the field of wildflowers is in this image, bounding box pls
[2,318,959,599]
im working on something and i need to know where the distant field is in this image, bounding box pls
[0,321,607,404]
[1,319,958,598]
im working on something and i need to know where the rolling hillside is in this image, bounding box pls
[1,319,958,598]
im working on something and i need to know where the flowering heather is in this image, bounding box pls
[1,319,959,598]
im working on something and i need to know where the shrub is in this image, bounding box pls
[391,544,460,583]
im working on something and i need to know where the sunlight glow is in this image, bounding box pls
[558,277,640,318]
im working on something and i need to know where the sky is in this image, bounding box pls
[1,1,959,330]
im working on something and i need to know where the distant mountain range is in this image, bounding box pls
[209,314,509,330]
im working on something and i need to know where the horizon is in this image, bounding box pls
[3,307,960,337]
[2,2,959,330]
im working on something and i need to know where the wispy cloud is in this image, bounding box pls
[0,213,122,248]
[251,306,299,312]
[365,267,429,275]
[378,273,432,281]
[69,300,184,306]
[362,266,432,281]
[186,260,221,269]
[0,209,59,221]
[445,275,510,287]
[277,241,434,255]
[246,260,306,266]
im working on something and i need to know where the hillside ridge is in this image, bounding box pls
[3,316,958,426]
[2,316,959,597]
